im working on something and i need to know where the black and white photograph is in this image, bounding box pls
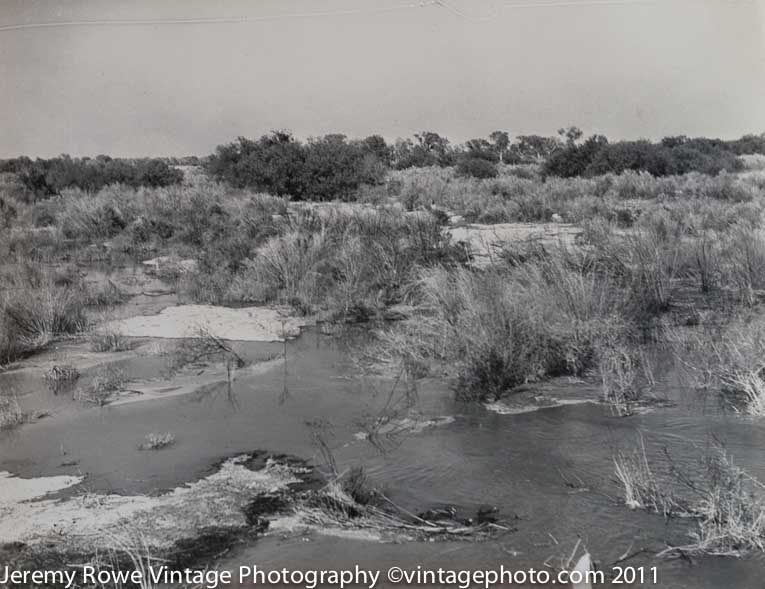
[1,1,765,587]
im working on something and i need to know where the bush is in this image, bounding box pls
[455,156,498,179]
[0,271,89,365]
[6,155,182,197]
[544,136,744,179]
[205,132,387,200]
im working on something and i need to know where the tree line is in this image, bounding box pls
[3,130,765,201]
[0,155,184,198]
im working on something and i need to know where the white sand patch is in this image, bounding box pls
[0,471,83,504]
[449,222,581,267]
[105,305,308,342]
[0,456,300,549]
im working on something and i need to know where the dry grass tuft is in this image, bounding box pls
[138,432,176,451]
[0,393,29,430]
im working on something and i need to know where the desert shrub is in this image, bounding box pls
[6,155,182,197]
[205,132,387,200]
[455,156,498,179]
[544,136,744,179]
[57,186,135,240]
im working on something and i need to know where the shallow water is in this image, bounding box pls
[2,314,765,586]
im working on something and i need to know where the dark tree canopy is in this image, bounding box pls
[204,132,387,201]
[0,155,183,197]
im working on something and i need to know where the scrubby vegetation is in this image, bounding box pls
[3,130,765,413]
[4,127,765,578]
[0,155,183,199]
[0,264,89,365]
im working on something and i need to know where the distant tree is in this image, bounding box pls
[543,134,608,177]
[6,154,181,197]
[511,135,561,163]
[464,138,498,162]
[205,132,387,200]
[558,126,584,147]
[360,135,391,164]
[489,131,510,163]
[392,132,454,168]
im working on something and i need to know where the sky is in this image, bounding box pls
[1,0,764,157]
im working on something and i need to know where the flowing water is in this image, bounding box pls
[2,293,765,587]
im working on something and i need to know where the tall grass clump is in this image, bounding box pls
[0,267,89,365]
[616,441,765,557]
[614,438,676,515]
[89,327,135,352]
[75,365,126,406]
[685,449,765,556]
[722,225,765,305]
[671,317,765,415]
[0,393,29,430]
[378,247,631,402]
[224,208,459,318]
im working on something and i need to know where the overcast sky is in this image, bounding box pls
[1,0,764,157]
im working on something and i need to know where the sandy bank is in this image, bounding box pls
[105,304,309,342]
[449,222,581,267]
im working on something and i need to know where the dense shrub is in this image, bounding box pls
[544,136,745,178]
[1,155,183,197]
[205,132,387,201]
[455,156,498,179]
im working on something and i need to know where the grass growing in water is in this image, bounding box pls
[614,440,765,557]
[378,245,635,402]
[0,394,28,430]
[90,327,136,352]
[138,432,176,451]
[75,365,126,406]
